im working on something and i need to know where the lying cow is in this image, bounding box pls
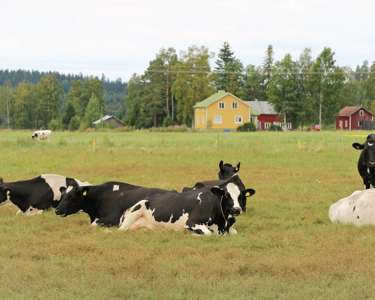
[118,175,255,235]
[353,134,375,189]
[55,181,170,226]
[329,189,375,226]
[32,130,52,140]
[182,160,240,192]
[0,175,89,215]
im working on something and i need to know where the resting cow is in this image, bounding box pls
[0,175,89,215]
[32,130,52,140]
[55,181,170,226]
[119,175,255,235]
[353,134,375,189]
[329,189,375,226]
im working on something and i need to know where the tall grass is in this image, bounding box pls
[0,130,374,300]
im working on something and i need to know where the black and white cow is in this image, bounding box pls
[0,175,89,215]
[55,181,170,226]
[353,134,375,189]
[118,175,255,235]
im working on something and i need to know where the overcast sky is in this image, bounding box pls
[1,0,374,81]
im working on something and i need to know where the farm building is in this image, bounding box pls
[246,100,291,130]
[92,115,125,128]
[193,91,251,130]
[336,106,374,130]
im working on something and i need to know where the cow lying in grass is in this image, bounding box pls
[0,175,89,215]
[329,189,375,226]
[32,130,52,140]
[353,134,375,189]
[55,175,255,235]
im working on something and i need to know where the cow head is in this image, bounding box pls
[211,174,255,216]
[218,160,240,180]
[353,134,375,167]
[55,182,90,217]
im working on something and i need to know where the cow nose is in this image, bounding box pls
[230,207,242,216]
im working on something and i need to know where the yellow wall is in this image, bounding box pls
[194,95,250,129]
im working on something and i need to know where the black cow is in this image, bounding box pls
[353,134,375,189]
[118,175,255,235]
[0,175,89,215]
[182,160,240,192]
[55,181,170,226]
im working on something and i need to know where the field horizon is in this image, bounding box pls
[1,130,374,300]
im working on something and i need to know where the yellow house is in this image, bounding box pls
[194,91,251,129]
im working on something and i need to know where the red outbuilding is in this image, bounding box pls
[336,106,374,130]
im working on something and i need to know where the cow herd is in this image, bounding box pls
[329,134,375,226]
[0,161,255,235]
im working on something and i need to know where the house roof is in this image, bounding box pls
[193,90,245,108]
[93,115,125,125]
[337,106,373,117]
[246,100,277,116]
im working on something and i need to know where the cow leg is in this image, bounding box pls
[118,200,147,231]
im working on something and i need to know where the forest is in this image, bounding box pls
[0,43,374,129]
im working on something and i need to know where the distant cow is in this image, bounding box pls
[55,181,170,226]
[119,175,255,235]
[353,134,375,189]
[182,160,240,192]
[0,175,89,215]
[32,130,51,140]
[329,189,375,226]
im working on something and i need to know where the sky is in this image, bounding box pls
[1,0,374,81]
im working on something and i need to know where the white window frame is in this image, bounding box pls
[232,101,238,109]
[344,120,348,128]
[218,101,225,109]
[264,122,271,129]
[234,115,243,124]
[213,115,222,124]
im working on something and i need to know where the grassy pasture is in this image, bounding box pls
[1,130,375,300]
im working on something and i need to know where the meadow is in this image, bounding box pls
[1,130,375,300]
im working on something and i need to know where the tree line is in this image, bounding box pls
[0,71,127,129]
[125,43,375,129]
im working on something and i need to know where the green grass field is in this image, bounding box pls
[1,130,375,300]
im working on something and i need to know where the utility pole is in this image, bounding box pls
[6,94,10,129]
[166,66,170,118]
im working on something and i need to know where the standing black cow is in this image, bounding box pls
[55,181,170,226]
[118,175,255,235]
[0,175,89,215]
[353,134,375,189]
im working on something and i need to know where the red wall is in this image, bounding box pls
[336,109,373,130]
[258,114,282,130]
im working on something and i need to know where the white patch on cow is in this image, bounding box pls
[119,200,190,232]
[368,142,374,147]
[113,184,120,192]
[229,227,238,235]
[329,189,375,226]
[6,190,11,201]
[91,218,99,226]
[21,207,44,216]
[190,224,212,235]
[197,192,203,204]
[208,224,219,234]
[226,182,241,211]
[367,167,371,175]
[66,186,73,193]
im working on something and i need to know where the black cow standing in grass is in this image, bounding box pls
[0,175,89,215]
[353,134,375,189]
[55,181,170,226]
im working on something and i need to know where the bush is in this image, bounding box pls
[48,119,61,130]
[237,122,256,132]
[162,116,174,127]
[269,124,282,131]
[68,116,80,131]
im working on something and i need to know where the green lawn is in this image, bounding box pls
[0,130,374,300]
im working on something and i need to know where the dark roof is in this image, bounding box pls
[337,106,373,117]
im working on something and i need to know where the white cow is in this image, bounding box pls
[32,130,52,140]
[329,189,375,226]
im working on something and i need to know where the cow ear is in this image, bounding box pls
[211,186,225,198]
[219,160,224,171]
[66,177,79,188]
[193,182,205,189]
[243,188,255,197]
[353,143,364,150]
[59,186,67,194]
[235,162,240,173]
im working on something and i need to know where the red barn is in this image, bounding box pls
[336,106,374,130]
[247,100,291,130]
